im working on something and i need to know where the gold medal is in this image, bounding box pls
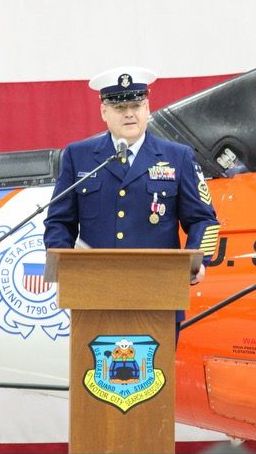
[149,212,160,224]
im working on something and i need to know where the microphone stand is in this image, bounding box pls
[0,153,118,243]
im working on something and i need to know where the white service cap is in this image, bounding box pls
[89,66,157,103]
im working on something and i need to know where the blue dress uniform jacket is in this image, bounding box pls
[44,131,220,322]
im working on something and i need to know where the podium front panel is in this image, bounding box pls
[70,309,175,454]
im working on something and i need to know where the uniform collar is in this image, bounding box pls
[111,133,146,158]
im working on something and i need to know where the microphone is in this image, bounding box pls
[116,138,128,161]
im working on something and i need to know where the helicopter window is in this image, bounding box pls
[216,146,248,177]
[216,148,237,169]
[214,142,250,177]
[0,149,62,188]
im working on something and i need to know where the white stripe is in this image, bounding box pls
[234,253,256,258]
[0,0,256,82]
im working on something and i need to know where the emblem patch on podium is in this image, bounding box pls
[83,335,165,413]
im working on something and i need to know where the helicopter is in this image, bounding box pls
[147,68,256,444]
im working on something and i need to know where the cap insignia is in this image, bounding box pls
[118,73,132,88]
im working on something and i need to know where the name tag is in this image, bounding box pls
[77,171,97,178]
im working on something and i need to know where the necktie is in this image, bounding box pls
[120,150,132,175]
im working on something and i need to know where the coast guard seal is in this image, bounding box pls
[0,229,69,339]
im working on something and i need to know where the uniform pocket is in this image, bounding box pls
[75,180,102,219]
[146,181,178,221]
[147,181,177,197]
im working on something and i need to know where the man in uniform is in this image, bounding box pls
[43,66,220,342]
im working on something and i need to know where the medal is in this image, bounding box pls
[149,192,160,224]
[149,212,160,224]
[159,203,166,216]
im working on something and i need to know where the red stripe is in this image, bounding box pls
[0,75,237,153]
[0,444,67,454]
[177,441,256,453]
[0,441,256,453]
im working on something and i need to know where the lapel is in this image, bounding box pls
[93,132,125,181]
[93,131,166,185]
[121,132,165,187]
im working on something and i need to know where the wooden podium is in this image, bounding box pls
[45,248,202,454]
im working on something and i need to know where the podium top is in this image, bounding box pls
[44,248,203,283]
[44,248,203,310]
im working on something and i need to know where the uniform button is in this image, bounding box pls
[162,191,166,196]
[121,158,127,164]
[118,210,125,218]
[82,188,87,193]
[116,232,124,240]
[119,189,126,197]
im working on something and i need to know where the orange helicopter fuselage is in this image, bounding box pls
[176,172,256,440]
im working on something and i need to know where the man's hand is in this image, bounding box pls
[190,263,205,285]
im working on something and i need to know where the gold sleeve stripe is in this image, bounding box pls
[199,225,220,256]
[202,225,220,231]
[201,240,218,244]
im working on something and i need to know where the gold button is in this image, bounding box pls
[82,188,87,193]
[118,211,125,218]
[121,158,127,164]
[119,189,126,197]
[116,232,124,240]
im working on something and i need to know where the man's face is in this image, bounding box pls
[100,99,150,145]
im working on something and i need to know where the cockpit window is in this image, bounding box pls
[0,149,62,188]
